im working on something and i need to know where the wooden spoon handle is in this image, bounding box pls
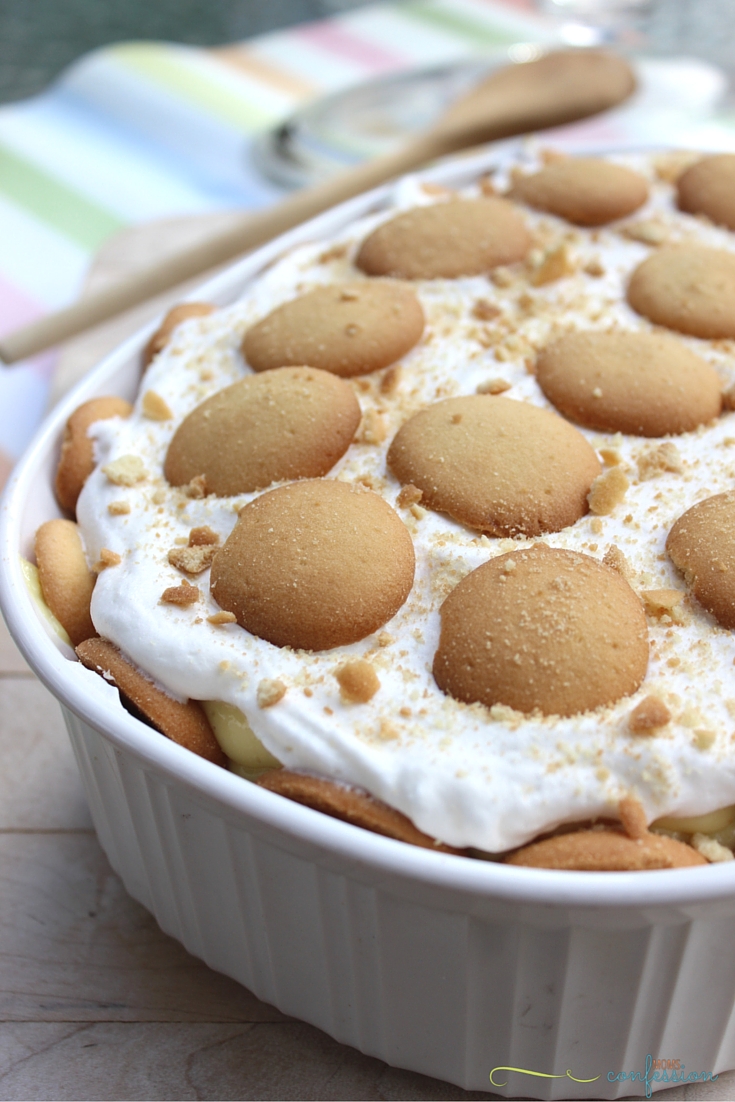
[0,49,635,365]
[0,132,442,366]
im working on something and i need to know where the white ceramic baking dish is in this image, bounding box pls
[2,145,735,1100]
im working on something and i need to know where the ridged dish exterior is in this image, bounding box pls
[3,145,735,1100]
[63,701,735,1099]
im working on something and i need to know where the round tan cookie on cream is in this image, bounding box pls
[210,479,415,651]
[535,329,722,436]
[433,544,649,716]
[627,245,735,340]
[55,396,132,514]
[355,199,530,280]
[387,395,601,536]
[164,366,361,496]
[509,158,648,226]
[243,281,423,378]
[667,491,735,628]
[677,153,735,231]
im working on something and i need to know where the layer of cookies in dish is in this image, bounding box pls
[31,149,735,870]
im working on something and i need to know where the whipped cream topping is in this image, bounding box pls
[76,150,735,852]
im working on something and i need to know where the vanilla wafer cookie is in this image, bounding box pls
[34,519,96,646]
[510,158,648,225]
[356,199,530,279]
[257,771,465,853]
[55,397,132,514]
[76,637,226,764]
[243,281,423,377]
[210,479,415,651]
[536,330,722,436]
[433,544,648,717]
[165,367,361,495]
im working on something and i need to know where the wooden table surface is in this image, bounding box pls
[2,217,734,1101]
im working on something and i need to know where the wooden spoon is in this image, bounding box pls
[0,48,634,365]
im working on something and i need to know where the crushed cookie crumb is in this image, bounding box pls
[93,547,122,572]
[168,545,217,575]
[472,298,501,321]
[397,484,423,509]
[488,703,524,727]
[642,589,684,621]
[692,834,734,862]
[257,678,286,708]
[185,474,208,499]
[490,266,514,288]
[620,220,668,246]
[603,544,632,579]
[584,258,605,277]
[377,632,394,647]
[319,244,347,264]
[189,525,219,546]
[598,447,622,466]
[638,442,684,481]
[142,390,173,421]
[102,454,146,486]
[167,524,220,574]
[107,500,131,515]
[694,728,716,751]
[335,659,380,703]
[618,795,648,838]
[476,377,511,395]
[161,581,199,606]
[410,503,427,520]
[629,695,671,735]
[590,517,604,535]
[207,610,237,625]
[358,408,387,445]
[378,718,399,741]
[380,364,401,395]
[587,467,629,515]
[528,242,575,286]
[399,706,411,718]
[356,474,381,492]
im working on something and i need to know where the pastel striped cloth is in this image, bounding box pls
[0,0,732,484]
